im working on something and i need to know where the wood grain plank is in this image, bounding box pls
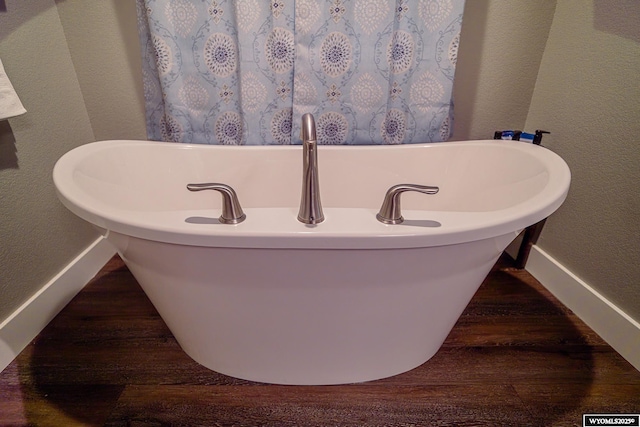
[445,315,607,347]
[0,382,123,427]
[514,383,640,426]
[105,384,531,427]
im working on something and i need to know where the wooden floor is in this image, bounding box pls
[1,255,639,426]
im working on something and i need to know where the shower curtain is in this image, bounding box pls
[137,0,464,145]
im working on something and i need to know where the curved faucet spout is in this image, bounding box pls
[298,113,324,224]
[300,112,317,142]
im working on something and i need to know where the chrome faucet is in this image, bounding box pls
[187,183,246,224]
[376,184,439,224]
[297,113,324,224]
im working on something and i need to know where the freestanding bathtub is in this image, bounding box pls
[53,139,570,385]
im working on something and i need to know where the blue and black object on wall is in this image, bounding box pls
[493,129,550,145]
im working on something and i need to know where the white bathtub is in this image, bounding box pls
[53,139,570,385]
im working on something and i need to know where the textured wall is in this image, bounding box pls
[0,1,99,320]
[56,1,146,141]
[452,0,557,140]
[525,0,640,319]
[0,0,146,323]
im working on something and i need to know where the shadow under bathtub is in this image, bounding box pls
[13,255,601,425]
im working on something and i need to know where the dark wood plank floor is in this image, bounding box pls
[1,254,639,426]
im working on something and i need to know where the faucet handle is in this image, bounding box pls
[376,184,439,224]
[187,183,246,224]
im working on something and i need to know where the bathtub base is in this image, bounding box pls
[109,232,515,385]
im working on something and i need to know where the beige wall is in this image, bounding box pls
[452,0,557,140]
[525,0,640,318]
[1,0,638,327]
[0,1,98,320]
[0,1,146,323]
[56,1,146,141]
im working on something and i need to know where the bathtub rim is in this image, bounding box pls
[53,139,571,250]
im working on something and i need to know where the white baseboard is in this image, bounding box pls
[526,245,640,372]
[0,237,116,373]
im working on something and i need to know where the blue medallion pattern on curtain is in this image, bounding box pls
[137,0,464,145]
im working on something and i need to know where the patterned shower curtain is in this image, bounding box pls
[137,0,464,145]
